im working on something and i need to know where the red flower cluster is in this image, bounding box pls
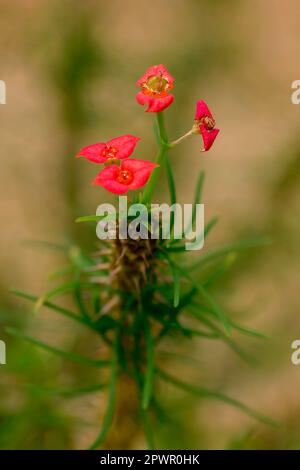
[77,135,157,195]
[76,65,220,194]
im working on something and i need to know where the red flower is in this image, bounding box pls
[93,159,158,195]
[136,64,175,113]
[194,100,219,151]
[77,135,140,164]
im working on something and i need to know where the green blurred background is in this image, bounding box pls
[0,0,300,449]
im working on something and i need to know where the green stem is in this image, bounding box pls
[141,112,169,204]
[156,111,168,143]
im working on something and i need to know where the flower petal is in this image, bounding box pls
[136,92,174,112]
[136,64,174,86]
[97,179,129,194]
[122,159,158,190]
[195,100,213,120]
[199,124,220,151]
[121,159,158,173]
[147,94,174,113]
[77,142,107,164]
[107,135,140,160]
[136,91,151,107]
[129,168,156,190]
[93,164,119,182]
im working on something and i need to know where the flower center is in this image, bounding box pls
[116,169,134,185]
[142,73,171,98]
[200,116,215,130]
[101,146,118,160]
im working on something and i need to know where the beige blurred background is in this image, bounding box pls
[0,0,300,449]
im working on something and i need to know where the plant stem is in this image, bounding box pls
[141,112,169,204]
[169,129,194,147]
[156,111,168,144]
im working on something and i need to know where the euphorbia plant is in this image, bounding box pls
[8,65,277,450]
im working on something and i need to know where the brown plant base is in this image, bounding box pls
[102,374,142,450]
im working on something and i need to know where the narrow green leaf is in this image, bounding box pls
[172,266,180,308]
[166,217,218,252]
[169,171,205,248]
[27,382,106,397]
[11,289,97,332]
[5,327,109,368]
[164,154,176,230]
[176,287,197,311]
[50,383,107,397]
[68,246,92,269]
[75,214,108,223]
[157,350,204,368]
[157,369,280,427]
[140,407,155,450]
[188,307,260,365]
[132,353,155,450]
[92,288,101,315]
[163,255,231,336]
[49,265,76,280]
[142,317,155,410]
[183,326,219,339]
[203,216,219,238]
[203,253,237,287]
[76,212,125,224]
[190,236,272,271]
[89,312,124,449]
[160,251,181,308]
[34,281,80,313]
[94,315,117,332]
[191,302,268,340]
[194,171,205,206]
[89,306,132,450]
[197,284,231,336]
[229,321,269,340]
[153,313,218,342]
[23,239,69,252]
[131,306,155,448]
[73,271,90,319]
[184,170,205,238]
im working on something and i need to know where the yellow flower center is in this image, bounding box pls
[142,73,172,98]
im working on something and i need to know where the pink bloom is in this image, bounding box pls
[93,159,158,195]
[136,64,174,113]
[77,135,140,164]
[194,100,220,152]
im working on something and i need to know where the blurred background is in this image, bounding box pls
[0,0,300,449]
